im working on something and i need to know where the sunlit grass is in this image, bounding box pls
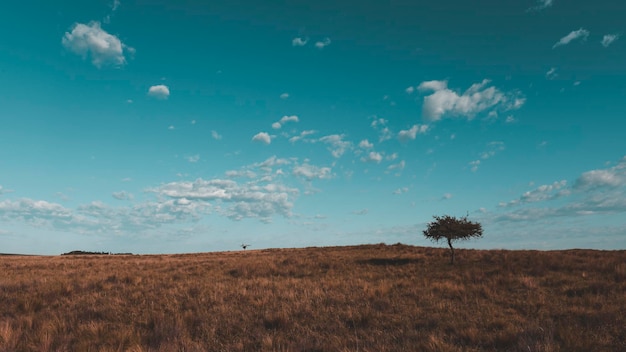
[1,244,624,351]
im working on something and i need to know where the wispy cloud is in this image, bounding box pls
[553,28,589,49]
[480,141,505,160]
[185,154,200,163]
[393,187,409,195]
[293,163,333,181]
[545,67,557,80]
[469,160,481,172]
[527,0,553,12]
[111,0,121,11]
[493,156,626,223]
[289,130,317,143]
[370,117,393,142]
[211,130,222,140]
[292,37,308,46]
[148,85,170,99]
[499,180,568,207]
[315,37,331,49]
[418,79,524,122]
[0,185,12,195]
[319,134,352,158]
[62,21,131,68]
[398,124,428,142]
[601,34,620,48]
[112,190,133,201]
[387,160,406,171]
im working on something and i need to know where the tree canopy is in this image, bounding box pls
[423,215,483,264]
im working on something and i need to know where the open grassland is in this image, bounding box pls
[1,244,625,351]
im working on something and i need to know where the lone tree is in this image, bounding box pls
[423,214,483,264]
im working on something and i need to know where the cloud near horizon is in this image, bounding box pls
[492,156,626,223]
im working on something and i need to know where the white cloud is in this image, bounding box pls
[112,191,133,201]
[211,130,222,140]
[405,86,415,94]
[0,199,72,221]
[148,85,170,99]
[493,156,626,225]
[418,79,524,121]
[280,93,289,99]
[505,115,516,123]
[601,34,620,48]
[168,125,175,130]
[185,154,200,163]
[150,178,298,221]
[62,21,130,68]
[111,0,121,11]
[319,134,352,158]
[361,151,383,163]
[398,124,428,142]
[574,158,626,189]
[553,28,590,49]
[441,193,453,200]
[500,180,568,207]
[315,37,331,49]
[293,164,333,181]
[252,132,271,145]
[417,80,448,92]
[292,37,308,46]
[272,115,299,129]
[280,115,299,124]
[359,139,374,149]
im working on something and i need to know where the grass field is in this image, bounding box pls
[1,244,625,351]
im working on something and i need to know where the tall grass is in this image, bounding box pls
[1,244,624,351]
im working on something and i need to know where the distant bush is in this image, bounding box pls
[61,251,133,256]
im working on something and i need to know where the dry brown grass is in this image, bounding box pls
[1,244,625,351]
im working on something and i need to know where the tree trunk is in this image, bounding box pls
[447,238,455,265]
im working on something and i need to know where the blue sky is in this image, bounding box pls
[1,0,625,254]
